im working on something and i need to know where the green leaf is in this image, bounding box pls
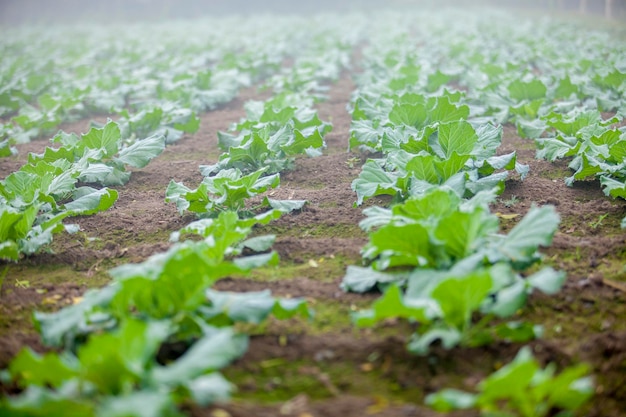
[498,205,559,265]
[77,319,171,393]
[203,289,308,324]
[488,280,528,318]
[241,235,276,252]
[405,154,439,183]
[186,373,233,407]
[34,285,117,348]
[82,120,121,158]
[437,121,478,158]
[97,391,180,417]
[601,176,626,199]
[151,328,248,386]
[431,272,493,329]
[63,188,118,215]
[115,134,165,168]
[554,75,579,99]
[8,349,77,388]
[352,160,401,205]
[353,284,435,327]
[366,223,434,269]
[494,321,542,343]
[508,79,547,101]
[428,96,470,124]
[388,102,428,128]
[435,209,498,260]
[1,386,95,416]
[526,267,566,295]
[425,389,477,412]
[341,265,407,293]
[408,328,462,355]
[263,198,306,213]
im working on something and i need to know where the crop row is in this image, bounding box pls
[0,20,357,415]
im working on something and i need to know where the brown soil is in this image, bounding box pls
[1,71,626,417]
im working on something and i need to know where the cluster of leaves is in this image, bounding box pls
[167,29,354,219]
[534,109,626,226]
[426,346,594,417]
[343,188,564,352]
[349,89,528,205]
[1,210,310,415]
[0,120,165,261]
[202,93,331,175]
[0,15,325,154]
[341,11,604,413]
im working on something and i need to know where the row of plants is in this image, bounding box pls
[1,19,360,416]
[0,209,310,416]
[166,23,357,218]
[342,12,603,415]
[0,15,361,261]
[0,121,165,261]
[0,15,329,156]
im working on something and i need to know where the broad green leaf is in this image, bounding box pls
[97,391,179,417]
[428,96,470,124]
[82,121,121,158]
[63,188,118,215]
[526,267,566,294]
[351,160,401,205]
[435,209,498,260]
[408,328,462,355]
[508,79,547,101]
[241,235,276,252]
[498,205,559,265]
[433,152,471,181]
[0,386,95,416]
[34,285,117,348]
[388,102,428,128]
[437,121,478,158]
[366,223,434,269]
[203,289,308,324]
[554,75,579,99]
[353,284,433,327]
[425,389,477,412]
[151,328,247,385]
[340,265,407,293]
[601,175,626,199]
[263,198,306,213]
[405,154,439,183]
[186,373,233,407]
[488,280,528,318]
[115,134,165,168]
[8,349,77,388]
[431,272,493,329]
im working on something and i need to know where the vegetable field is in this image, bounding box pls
[1,6,626,417]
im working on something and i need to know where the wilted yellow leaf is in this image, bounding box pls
[42,294,62,305]
[495,212,520,220]
[366,395,389,414]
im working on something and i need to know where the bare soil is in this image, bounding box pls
[1,72,626,417]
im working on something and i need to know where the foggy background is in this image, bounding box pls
[1,0,625,25]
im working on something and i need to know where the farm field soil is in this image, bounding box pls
[1,72,626,417]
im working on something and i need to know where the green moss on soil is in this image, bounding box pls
[260,223,365,239]
[525,291,626,346]
[537,166,571,181]
[224,350,424,405]
[243,255,354,283]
